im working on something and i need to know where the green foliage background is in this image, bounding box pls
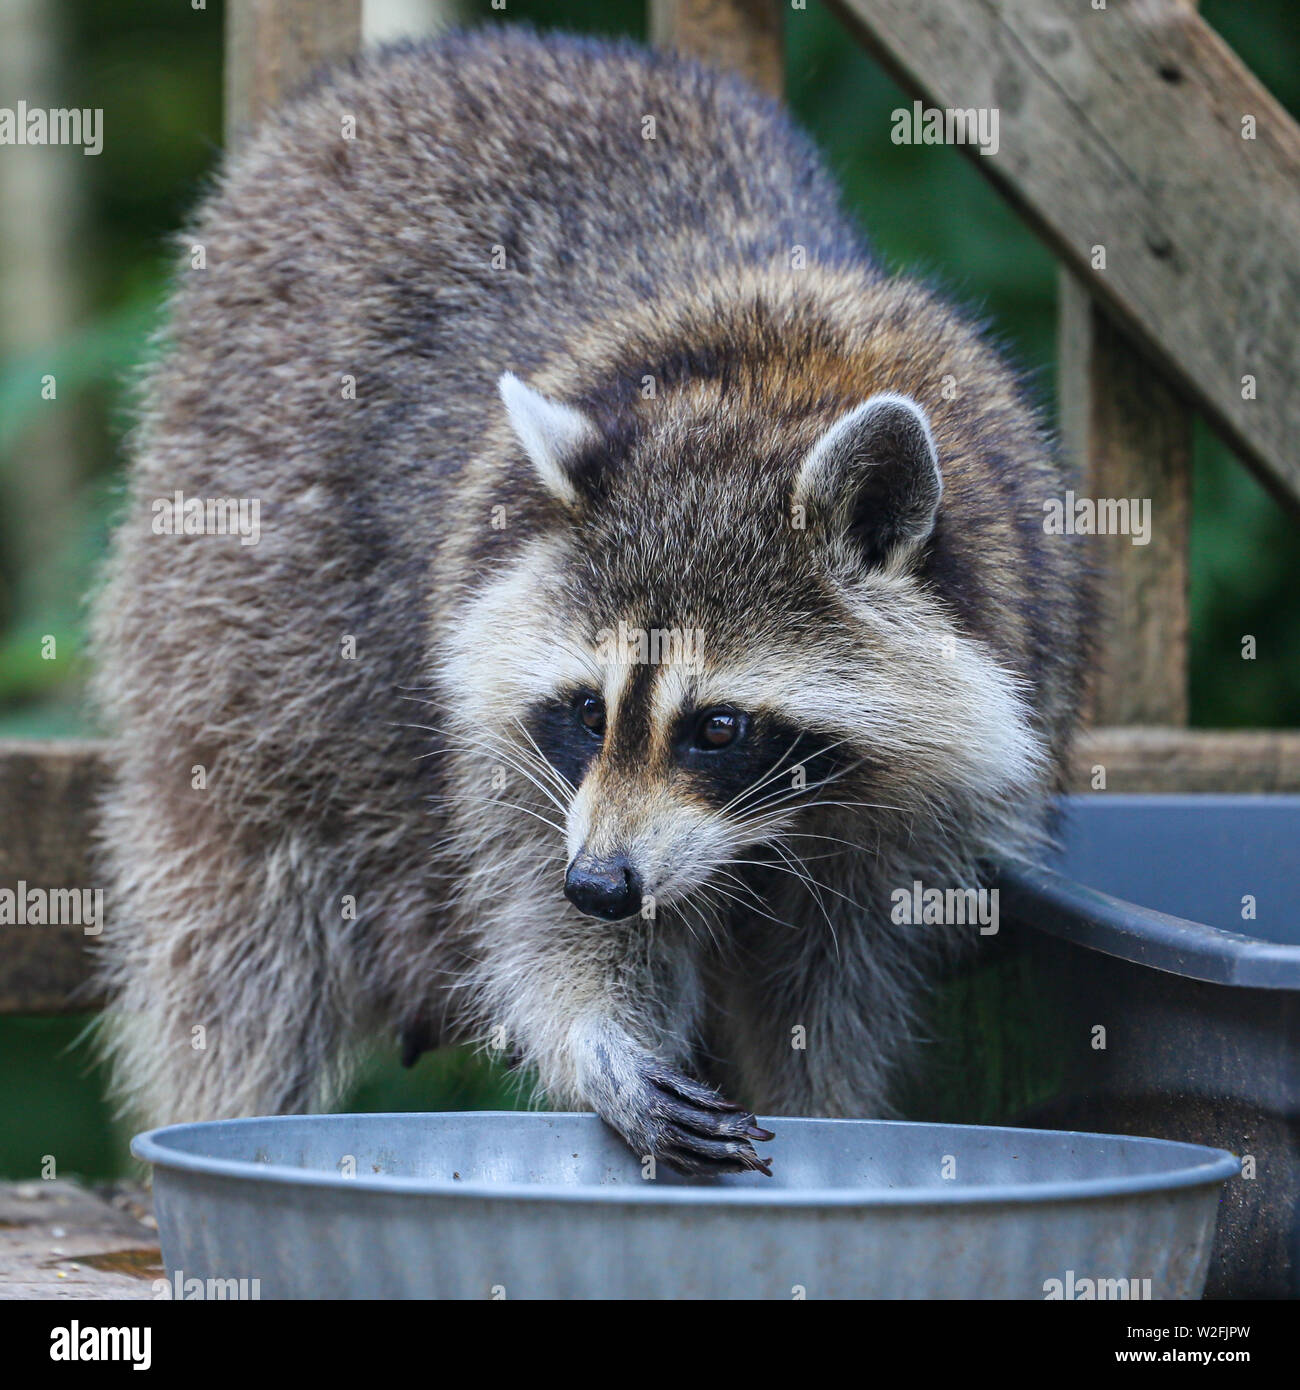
[0,0,1296,1178]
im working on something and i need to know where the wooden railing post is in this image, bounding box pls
[1059,277,1191,726]
[650,0,784,98]
[225,0,363,146]
[1058,0,1196,730]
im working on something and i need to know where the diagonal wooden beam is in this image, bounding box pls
[828,0,1300,513]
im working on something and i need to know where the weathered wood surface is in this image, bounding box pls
[1076,727,1300,794]
[1060,272,1191,726]
[1,731,1297,1013]
[651,0,784,98]
[225,0,363,145]
[830,0,1300,512]
[1057,1,1195,729]
[0,1180,158,1301]
[0,740,106,1014]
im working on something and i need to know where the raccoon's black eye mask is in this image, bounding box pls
[526,688,846,814]
[565,690,750,756]
[676,713,845,814]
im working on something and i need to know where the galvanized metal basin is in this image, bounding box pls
[132,1112,1236,1299]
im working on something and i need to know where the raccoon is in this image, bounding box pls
[92,28,1088,1175]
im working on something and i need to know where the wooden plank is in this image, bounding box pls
[650,0,784,98]
[1060,272,1191,725]
[1073,727,1300,794]
[0,1180,159,1301]
[225,0,363,145]
[0,740,106,1013]
[0,731,1298,1019]
[828,0,1300,512]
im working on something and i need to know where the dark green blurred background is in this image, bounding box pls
[1,0,1296,1179]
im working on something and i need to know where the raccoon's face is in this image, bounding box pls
[439,373,1045,923]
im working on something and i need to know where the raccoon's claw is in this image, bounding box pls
[647,1062,747,1112]
[642,1063,775,1177]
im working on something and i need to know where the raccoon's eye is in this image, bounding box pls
[694,708,745,750]
[574,692,606,738]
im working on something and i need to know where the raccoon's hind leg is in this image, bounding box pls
[96,777,362,1127]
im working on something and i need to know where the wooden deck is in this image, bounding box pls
[0,1180,158,1300]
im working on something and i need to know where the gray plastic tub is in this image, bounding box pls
[992,794,1300,1298]
[132,1112,1235,1300]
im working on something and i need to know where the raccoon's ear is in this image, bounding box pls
[793,392,942,571]
[499,372,600,507]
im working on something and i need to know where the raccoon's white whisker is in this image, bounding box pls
[414,731,574,817]
[708,865,768,907]
[760,840,843,948]
[407,724,558,785]
[689,884,736,943]
[692,889,734,945]
[753,797,904,820]
[394,689,457,712]
[700,879,800,933]
[733,755,877,821]
[424,852,566,883]
[756,847,845,865]
[475,750,573,816]
[685,889,743,961]
[475,721,573,800]
[396,704,575,811]
[509,715,577,798]
[424,793,567,839]
[764,749,866,794]
[673,896,721,955]
[714,732,813,817]
[436,750,572,820]
[772,842,864,923]
[705,866,804,945]
[755,830,863,854]
[480,735,575,809]
[716,735,855,818]
[705,844,847,956]
[722,848,851,874]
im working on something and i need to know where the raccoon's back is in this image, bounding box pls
[152,29,860,497]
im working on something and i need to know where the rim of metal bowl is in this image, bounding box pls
[131,1112,1240,1209]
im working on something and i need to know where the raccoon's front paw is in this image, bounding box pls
[626,1060,775,1178]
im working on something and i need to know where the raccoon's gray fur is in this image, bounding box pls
[93,28,1088,1174]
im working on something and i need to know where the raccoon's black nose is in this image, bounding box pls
[564,853,643,921]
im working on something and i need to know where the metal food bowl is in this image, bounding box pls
[132,1112,1237,1299]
